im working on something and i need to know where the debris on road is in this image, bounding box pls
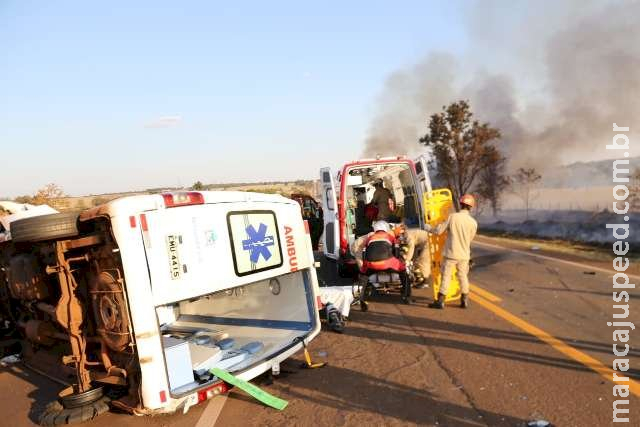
[298,338,326,369]
[210,368,288,410]
[0,353,21,366]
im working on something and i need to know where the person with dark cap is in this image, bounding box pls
[427,194,478,309]
[370,180,394,221]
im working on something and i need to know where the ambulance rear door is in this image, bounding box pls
[320,167,339,260]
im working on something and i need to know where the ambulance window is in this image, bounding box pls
[322,171,331,183]
[325,188,334,211]
[415,162,423,175]
[227,210,284,277]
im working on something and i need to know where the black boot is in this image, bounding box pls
[460,293,469,309]
[429,293,446,309]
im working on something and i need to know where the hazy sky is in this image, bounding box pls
[1,1,469,197]
[1,1,629,197]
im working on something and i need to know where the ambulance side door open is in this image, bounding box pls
[414,155,432,195]
[414,155,432,228]
[320,167,339,260]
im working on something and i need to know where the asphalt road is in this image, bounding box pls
[1,235,638,426]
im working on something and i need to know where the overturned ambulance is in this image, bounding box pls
[0,191,321,423]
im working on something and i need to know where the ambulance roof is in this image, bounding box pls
[79,191,296,222]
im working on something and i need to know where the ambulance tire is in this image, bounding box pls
[39,397,110,425]
[59,386,104,409]
[11,212,80,243]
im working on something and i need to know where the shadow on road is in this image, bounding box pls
[0,364,61,424]
[261,359,528,426]
[346,311,640,380]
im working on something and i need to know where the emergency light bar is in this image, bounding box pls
[162,192,205,208]
[352,155,407,162]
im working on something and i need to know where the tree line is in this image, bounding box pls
[419,100,543,218]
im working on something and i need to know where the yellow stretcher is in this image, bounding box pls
[423,188,461,302]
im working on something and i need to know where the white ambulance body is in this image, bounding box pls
[90,191,322,413]
[1,191,321,417]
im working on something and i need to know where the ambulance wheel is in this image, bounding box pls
[58,385,104,409]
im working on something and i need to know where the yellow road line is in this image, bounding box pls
[470,285,502,302]
[469,291,640,397]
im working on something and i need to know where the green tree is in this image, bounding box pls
[191,181,204,191]
[475,150,511,217]
[513,167,542,220]
[419,100,502,208]
[31,183,65,205]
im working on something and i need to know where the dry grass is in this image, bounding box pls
[478,231,639,261]
[47,182,319,212]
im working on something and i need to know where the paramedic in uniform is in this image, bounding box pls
[428,194,478,309]
[370,180,394,221]
[402,228,431,289]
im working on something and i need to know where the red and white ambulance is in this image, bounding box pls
[320,155,432,275]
